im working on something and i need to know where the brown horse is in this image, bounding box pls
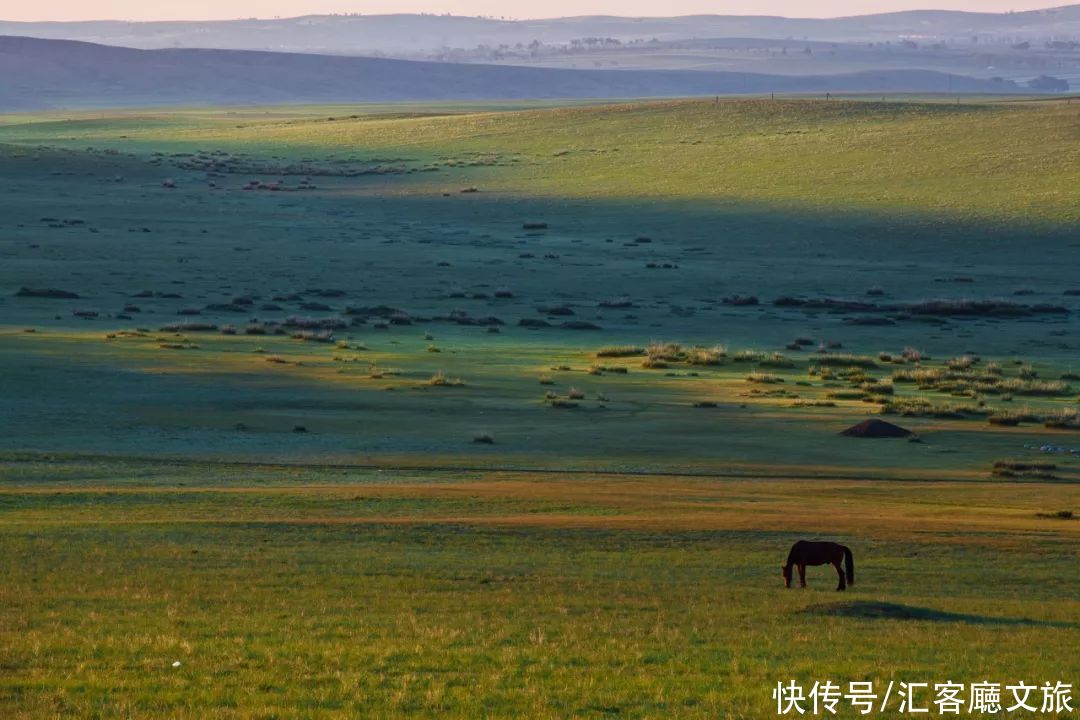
[782,540,854,591]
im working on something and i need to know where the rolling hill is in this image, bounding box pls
[0,36,1024,111]
[1,6,1078,56]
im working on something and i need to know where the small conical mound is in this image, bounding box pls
[841,419,913,438]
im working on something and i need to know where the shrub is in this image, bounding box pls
[815,354,878,369]
[758,353,795,369]
[292,330,335,343]
[901,347,924,362]
[860,381,895,396]
[722,295,758,306]
[947,355,979,370]
[881,398,988,418]
[539,305,574,317]
[596,346,644,358]
[160,322,218,332]
[1044,408,1080,429]
[686,345,726,366]
[646,342,684,362]
[838,368,871,383]
[999,379,1071,397]
[731,350,765,363]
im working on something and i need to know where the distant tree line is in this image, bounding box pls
[1028,74,1071,92]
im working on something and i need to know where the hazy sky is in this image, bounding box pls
[2,1,1064,23]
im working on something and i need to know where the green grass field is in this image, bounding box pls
[2,460,1078,718]
[1,97,1078,718]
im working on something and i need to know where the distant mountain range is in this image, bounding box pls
[0,36,1027,111]
[1,6,1078,57]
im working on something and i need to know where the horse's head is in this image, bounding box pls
[781,565,792,588]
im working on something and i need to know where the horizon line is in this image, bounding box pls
[1,3,1074,25]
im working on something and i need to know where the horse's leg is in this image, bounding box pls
[798,564,806,588]
[834,559,846,591]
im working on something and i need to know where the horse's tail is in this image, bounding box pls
[843,545,855,585]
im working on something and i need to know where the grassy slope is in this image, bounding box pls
[0,98,1076,471]
[4,99,1076,222]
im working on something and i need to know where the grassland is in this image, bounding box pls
[2,457,1079,718]
[4,98,1079,220]
[0,97,1078,718]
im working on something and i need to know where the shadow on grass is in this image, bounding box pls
[802,600,1080,629]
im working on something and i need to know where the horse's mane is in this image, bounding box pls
[784,543,800,567]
